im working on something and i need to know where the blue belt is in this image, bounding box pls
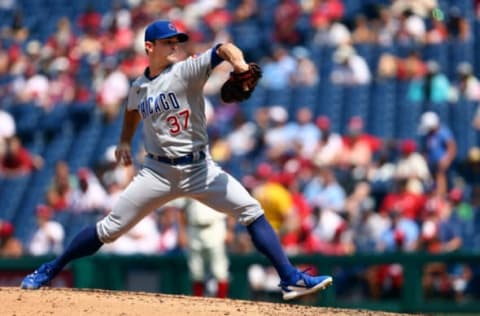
[147,151,206,165]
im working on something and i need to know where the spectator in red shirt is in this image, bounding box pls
[338,116,382,169]
[0,136,43,177]
[100,18,134,56]
[396,50,427,81]
[310,0,344,26]
[45,17,77,57]
[0,220,23,257]
[274,0,303,46]
[379,177,426,220]
[77,5,102,35]
[119,49,148,80]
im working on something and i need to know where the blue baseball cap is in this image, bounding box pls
[144,20,189,43]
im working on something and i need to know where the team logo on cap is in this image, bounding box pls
[168,23,176,31]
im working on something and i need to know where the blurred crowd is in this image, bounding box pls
[1,0,480,301]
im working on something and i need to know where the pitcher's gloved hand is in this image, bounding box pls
[220,63,262,103]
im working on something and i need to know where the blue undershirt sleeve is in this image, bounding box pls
[210,43,224,69]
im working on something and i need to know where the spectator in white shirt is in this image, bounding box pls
[95,57,129,121]
[100,214,160,255]
[69,168,108,213]
[0,110,15,139]
[450,62,480,102]
[395,139,432,192]
[311,116,343,167]
[28,205,65,256]
[331,44,371,85]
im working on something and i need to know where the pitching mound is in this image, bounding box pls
[1,287,416,316]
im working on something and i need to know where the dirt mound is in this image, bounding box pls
[0,287,416,316]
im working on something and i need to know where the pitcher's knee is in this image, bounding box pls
[238,206,264,226]
[96,215,128,243]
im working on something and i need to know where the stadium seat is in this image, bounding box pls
[316,81,343,133]
[475,21,480,77]
[12,168,55,245]
[424,101,449,127]
[264,87,292,111]
[369,79,396,138]
[423,43,448,71]
[395,100,422,140]
[242,85,267,120]
[229,19,266,61]
[448,40,474,79]
[93,111,124,165]
[290,85,318,116]
[67,111,103,171]
[393,81,423,140]
[354,43,375,72]
[6,103,43,139]
[0,175,30,222]
[40,104,70,135]
[41,126,75,169]
[68,102,96,131]
[63,211,103,247]
[342,84,370,132]
[450,100,477,161]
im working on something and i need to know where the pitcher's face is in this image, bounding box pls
[146,37,181,64]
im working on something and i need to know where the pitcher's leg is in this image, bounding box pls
[21,226,102,289]
[188,163,295,280]
[186,160,263,225]
[188,162,333,300]
[21,167,175,289]
[97,167,176,243]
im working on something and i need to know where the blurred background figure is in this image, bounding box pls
[264,105,293,161]
[156,203,183,255]
[284,106,320,159]
[330,44,371,85]
[100,213,159,255]
[395,138,432,192]
[338,116,381,172]
[260,45,296,91]
[0,220,23,257]
[418,111,457,197]
[0,135,43,177]
[69,167,109,214]
[407,60,450,107]
[311,115,343,167]
[28,204,65,256]
[450,62,480,102]
[46,160,76,211]
[251,162,297,236]
[178,198,230,298]
[95,57,129,122]
[289,46,319,87]
[0,109,15,140]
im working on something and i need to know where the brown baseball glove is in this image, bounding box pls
[220,63,262,103]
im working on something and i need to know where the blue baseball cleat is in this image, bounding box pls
[280,269,333,300]
[20,262,57,290]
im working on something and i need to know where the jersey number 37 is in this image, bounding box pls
[166,109,190,135]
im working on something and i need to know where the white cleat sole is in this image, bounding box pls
[282,276,333,301]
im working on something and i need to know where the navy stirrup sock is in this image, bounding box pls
[52,225,103,272]
[247,215,296,280]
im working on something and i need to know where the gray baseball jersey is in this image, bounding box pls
[127,49,212,157]
[97,46,263,243]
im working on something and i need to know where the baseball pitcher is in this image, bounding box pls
[21,19,332,300]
